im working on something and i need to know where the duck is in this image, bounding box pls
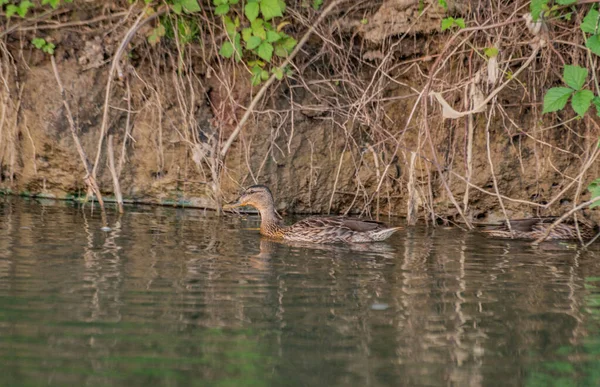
[479,217,597,240]
[224,185,402,243]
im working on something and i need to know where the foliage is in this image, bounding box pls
[0,0,73,18]
[484,47,498,58]
[581,7,600,56]
[530,0,577,22]
[441,17,465,31]
[138,0,296,85]
[533,4,600,210]
[542,65,598,117]
[589,178,600,208]
[219,0,297,85]
[31,38,55,55]
[3,1,33,18]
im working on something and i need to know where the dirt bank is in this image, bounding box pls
[0,0,599,227]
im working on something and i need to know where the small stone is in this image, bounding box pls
[100,226,111,232]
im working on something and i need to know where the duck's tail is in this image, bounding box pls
[369,227,403,241]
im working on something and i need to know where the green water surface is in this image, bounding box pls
[1,198,599,386]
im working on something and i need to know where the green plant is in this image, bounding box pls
[1,0,73,18]
[441,17,465,31]
[543,65,600,117]
[31,37,55,55]
[138,0,296,85]
[41,0,74,9]
[530,3,600,208]
[581,7,600,56]
[217,0,297,85]
[3,0,33,18]
[530,0,577,22]
[484,47,498,58]
[171,0,201,14]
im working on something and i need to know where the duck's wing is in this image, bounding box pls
[289,216,386,230]
[284,217,397,243]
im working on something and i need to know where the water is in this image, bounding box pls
[1,197,600,386]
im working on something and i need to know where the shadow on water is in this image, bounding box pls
[0,196,600,386]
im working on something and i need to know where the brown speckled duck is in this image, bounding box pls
[225,185,402,243]
[480,217,596,240]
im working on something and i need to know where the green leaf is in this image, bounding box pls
[230,0,240,4]
[588,178,600,208]
[248,59,265,67]
[571,89,594,117]
[234,33,243,62]
[17,1,33,18]
[586,34,600,57]
[563,65,587,90]
[281,36,296,52]
[581,9,599,34]
[438,0,447,9]
[32,38,46,49]
[219,41,234,58]
[542,87,574,114]
[274,45,287,57]
[274,36,296,57]
[5,5,17,18]
[441,17,454,32]
[43,43,55,55]
[272,67,284,80]
[242,28,253,42]
[251,65,262,86]
[171,3,183,14]
[251,65,262,76]
[593,96,600,117]
[484,47,498,58]
[215,4,229,15]
[213,0,227,4]
[260,0,283,21]
[266,30,281,43]
[224,16,237,37]
[556,0,576,4]
[246,36,262,50]
[41,0,60,9]
[245,2,260,22]
[251,19,266,40]
[261,69,269,80]
[312,0,323,10]
[454,18,465,29]
[181,0,201,13]
[530,0,548,22]
[257,41,273,61]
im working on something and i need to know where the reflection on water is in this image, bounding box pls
[0,197,599,386]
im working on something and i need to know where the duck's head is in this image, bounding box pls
[224,185,275,211]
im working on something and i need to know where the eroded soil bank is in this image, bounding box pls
[1,0,599,226]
